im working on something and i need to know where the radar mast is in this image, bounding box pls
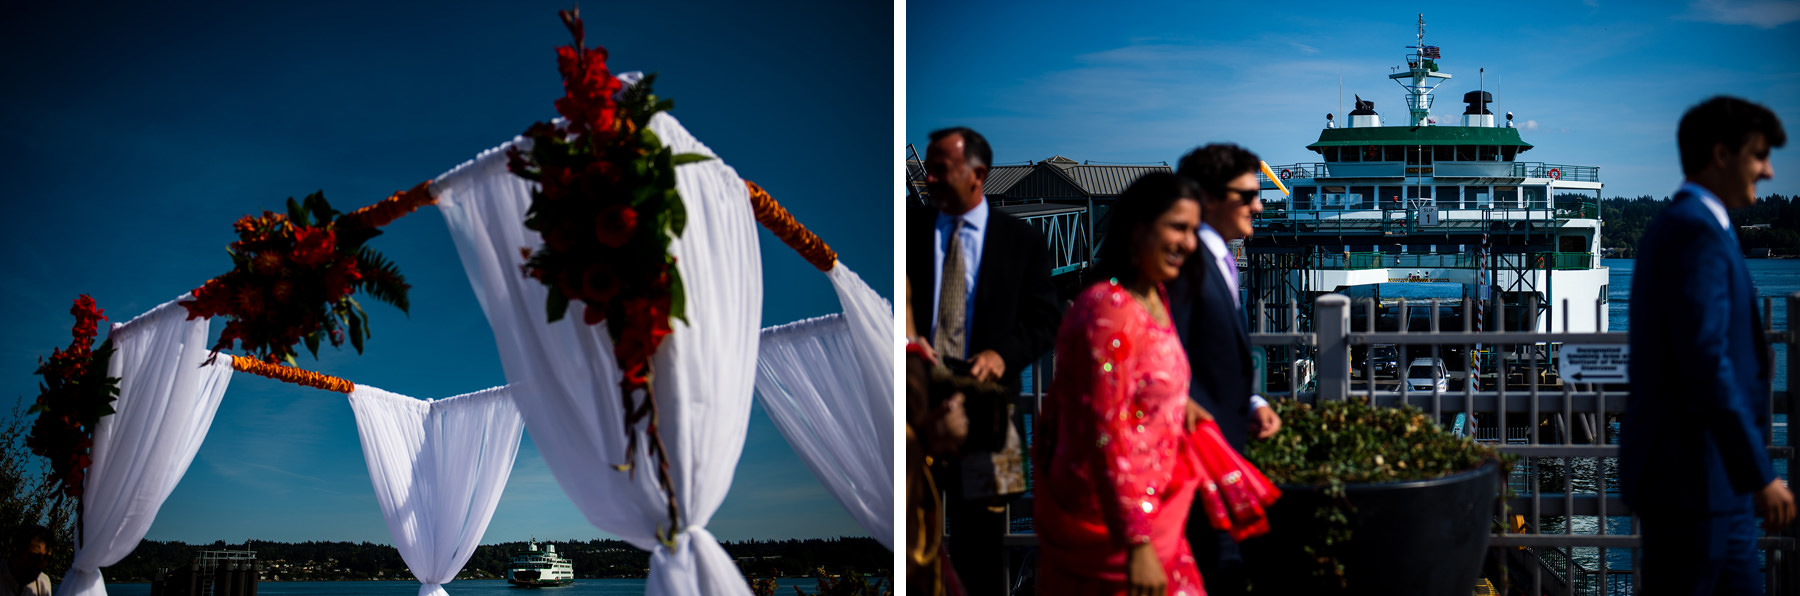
[1390,13,1452,127]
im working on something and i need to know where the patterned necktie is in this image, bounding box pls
[935,219,968,359]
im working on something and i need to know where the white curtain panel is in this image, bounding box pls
[433,112,761,595]
[348,385,524,596]
[753,263,894,548]
[60,296,235,596]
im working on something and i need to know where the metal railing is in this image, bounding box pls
[995,292,1799,595]
[1015,207,1091,276]
[1517,162,1602,183]
[1258,161,1601,184]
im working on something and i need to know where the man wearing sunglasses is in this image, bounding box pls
[1169,143,1281,596]
[2,524,53,596]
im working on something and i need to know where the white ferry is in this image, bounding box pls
[1249,14,1606,330]
[506,540,575,588]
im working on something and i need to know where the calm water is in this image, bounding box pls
[102,578,829,595]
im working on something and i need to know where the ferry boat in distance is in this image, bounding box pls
[1249,13,1606,330]
[507,540,575,588]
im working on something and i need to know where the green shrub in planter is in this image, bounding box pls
[1243,398,1512,593]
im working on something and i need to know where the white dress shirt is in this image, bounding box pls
[0,566,51,596]
[1197,223,1269,412]
[1681,181,1734,233]
[931,198,988,358]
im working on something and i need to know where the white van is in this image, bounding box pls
[1405,358,1450,392]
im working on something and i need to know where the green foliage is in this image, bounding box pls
[1596,193,1800,255]
[1248,398,1502,485]
[1246,398,1509,588]
[352,246,410,315]
[2,404,77,580]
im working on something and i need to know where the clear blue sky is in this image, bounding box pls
[908,0,1800,201]
[1,1,892,544]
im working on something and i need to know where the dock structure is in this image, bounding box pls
[150,550,258,596]
[906,149,1168,288]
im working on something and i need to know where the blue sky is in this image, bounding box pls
[1,1,891,544]
[907,0,1800,201]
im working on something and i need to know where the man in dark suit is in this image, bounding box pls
[1620,96,1793,594]
[907,126,1060,595]
[1170,143,1283,596]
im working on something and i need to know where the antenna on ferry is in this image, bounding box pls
[1393,13,1451,127]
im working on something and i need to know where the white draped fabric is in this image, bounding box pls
[433,112,761,595]
[753,264,895,548]
[60,296,235,596]
[348,385,524,596]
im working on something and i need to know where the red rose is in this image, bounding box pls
[292,227,337,267]
[594,205,638,248]
[546,222,581,253]
[580,262,621,305]
[323,260,361,298]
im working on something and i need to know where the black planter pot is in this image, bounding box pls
[1239,459,1501,595]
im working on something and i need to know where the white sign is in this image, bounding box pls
[1418,205,1439,226]
[1559,344,1629,383]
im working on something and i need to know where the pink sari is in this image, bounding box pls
[1034,281,1281,596]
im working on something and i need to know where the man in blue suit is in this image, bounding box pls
[1171,143,1284,596]
[1621,96,1792,594]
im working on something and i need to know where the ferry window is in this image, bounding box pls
[1524,186,1547,209]
[1407,186,1431,204]
[1321,147,1337,162]
[1385,146,1405,161]
[1456,145,1477,161]
[1496,186,1520,208]
[1478,145,1498,161]
[1466,186,1491,208]
[1293,186,1317,210]
[1341,146,1361,162]
[1364,145,1383,161]
[1600,284,1609,305]
[1350,186,1374,209]
[1502,145,1518,161]
[1406,146,1432,165]
[1379,186,1403,207]
[1438,185,1462,209]
[1434,145,1454,162]
[1559,235,1586,252]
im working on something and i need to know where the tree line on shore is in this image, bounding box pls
[1594,193,1800,255]
[8,406,887,584]
[99,537,889,582]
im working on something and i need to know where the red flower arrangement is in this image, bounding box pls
[181,191,413,364]
[506,6,711,542]
[25,295,120,499]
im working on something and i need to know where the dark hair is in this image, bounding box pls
[928,127,993,169]
[1177,143,1262,200]
[11,523,52,554]
[1093,171,1201,285]
[1678,96,1786,176]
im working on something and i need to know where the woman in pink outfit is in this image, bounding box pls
[1034,172,1210,596]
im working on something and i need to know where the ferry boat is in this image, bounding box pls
[506,540,575,588]
[1247,14,1606,374]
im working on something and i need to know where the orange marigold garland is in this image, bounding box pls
[182,191,413,365]
[506,6,711,542]
[25,295,120,499]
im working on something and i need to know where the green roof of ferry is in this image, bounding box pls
[1307,125,1533,150]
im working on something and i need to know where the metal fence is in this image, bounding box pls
[997,292,1800,595]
